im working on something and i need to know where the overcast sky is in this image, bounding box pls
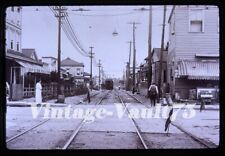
[21,6,172,78]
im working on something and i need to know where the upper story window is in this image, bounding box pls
[11,7,14,12]
[17,7,20,13]
[189,9,204,32]
[16,42,19,51]
[77,68,81,75]
[30,53,35,60]
[11,40,13,49]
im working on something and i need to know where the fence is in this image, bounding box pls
[23,83,88,100]
[23,87,35,98]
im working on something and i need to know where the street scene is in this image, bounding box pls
[5,5,219,149]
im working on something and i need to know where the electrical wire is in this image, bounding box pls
[49,6,90,57]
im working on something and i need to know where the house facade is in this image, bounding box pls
[167,5,219,100]
[151,48,168,88]
[6,48,50,100]
[5,7,50,100]
[5,6,22,53]
[61,57,85,84]
[41,56,58,72]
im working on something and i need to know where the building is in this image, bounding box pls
[151,48,168,87]
[5,7,50,100]
[83,72,91,83]
[167,5,219,100]
[61,57,85,84]
[5,6,22,53]
[136,48,168,96]
[6,48,50,100]
[41,56,58,72]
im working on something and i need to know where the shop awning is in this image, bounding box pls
[177,60,219,80]
[15,60,50,74]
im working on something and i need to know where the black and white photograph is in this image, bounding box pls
[4,4,220,150]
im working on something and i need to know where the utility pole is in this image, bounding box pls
[54,6,67,102]
[89,46,94,90]
[98,59,101,90]
[101,66,104,87]
[126,41,132,91]
[147,6,153,92]
[127,41,132,69]
[134,7,152,95]
[128,22,140,94]
[158,5,167,102]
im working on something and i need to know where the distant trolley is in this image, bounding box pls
[105,79,114,90]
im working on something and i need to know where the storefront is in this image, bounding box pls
[174,60,219,101]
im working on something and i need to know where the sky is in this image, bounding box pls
[21,6,172,79]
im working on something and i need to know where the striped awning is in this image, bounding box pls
[177,60,219,80]
[16,60,50,74]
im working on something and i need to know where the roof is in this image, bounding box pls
[6,49,42,65]
[177,60,219,80]
[42,56,57,60]
[22,49,38,61]
[61,57,84,67]
[12,59,50,74]
[144,48,167,62]
[152,48,168,62]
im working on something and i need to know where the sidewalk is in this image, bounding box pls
[126,90,220,111]
[7,90,100,107]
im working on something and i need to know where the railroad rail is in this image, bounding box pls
[123,90,217,148]
[61,90,111,149]
[6,119,50,143]
[115,90,148,149]
[6,91,102,145]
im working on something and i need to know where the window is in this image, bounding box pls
[190,21,203,32]
[16,42,19,51]
[11,7,14,12]
[15,68,20,84]
[170,68,173,81]
[11,40,13,49]
[77,68,81,75]
[189,9,204,32]
[163,70,167,83]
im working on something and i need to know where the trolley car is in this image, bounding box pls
[105,79,114,90]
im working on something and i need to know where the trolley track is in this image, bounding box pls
[77,91,101,104]
[114,89,148,149]
[7,90,216,149]
[6,91,102,146]
[122,90,217,148]
[6,119,51,143]
[61,90,111,149]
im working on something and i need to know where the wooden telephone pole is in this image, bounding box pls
[126,41,132,91]
[147,6,153,91]
[158,5,167,102]
[89,46,94,90]
[54,6,67,102]
[98,59,101,90]
[128,22,140,94]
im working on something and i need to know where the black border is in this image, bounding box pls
[0,0,224,156]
